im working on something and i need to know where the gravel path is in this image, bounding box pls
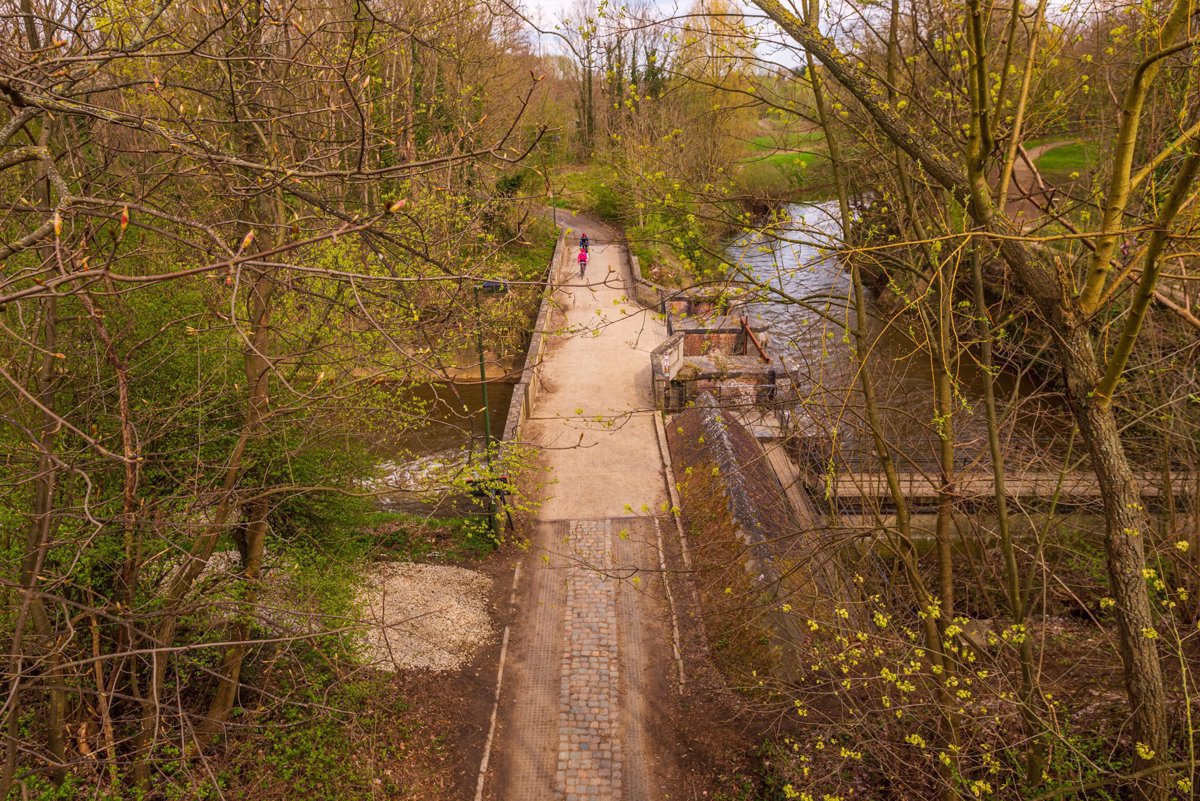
[1004,140,1071,228]
[524,238,667,522]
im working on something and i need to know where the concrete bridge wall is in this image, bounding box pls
[501,235,565,443]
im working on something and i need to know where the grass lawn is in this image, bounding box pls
[1035,141,1099,181]
[748,131,825,151]
[735,125,831,199]
[736,148,826,198]
[747,150,821,168]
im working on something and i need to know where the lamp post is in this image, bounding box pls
[475,279,508,540]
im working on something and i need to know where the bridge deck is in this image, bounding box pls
[807,470,1195,504]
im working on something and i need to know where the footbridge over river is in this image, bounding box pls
[480,222,694,801]
[478,219,1195,800]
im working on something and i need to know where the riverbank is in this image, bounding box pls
[546,127,835,289]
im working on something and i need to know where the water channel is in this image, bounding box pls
[371,381,512,513]
[727,201,946,467]
[380,203,1055,516]
[721,206,1134,601]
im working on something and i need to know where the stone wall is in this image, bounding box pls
[649,332,685,411]
[683,331,741,357]
[501,236,565,443]
[666,396,834,678]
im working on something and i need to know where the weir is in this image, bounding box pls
[800,466,1196,509]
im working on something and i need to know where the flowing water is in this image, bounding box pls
[725,207,1113,626]
[369,382,513,513]
[387,204,1052,514]
[728,202,850,366]
[725,202,1058,472]
[726,201,940,463]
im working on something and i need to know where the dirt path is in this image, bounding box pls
[1004,140,1072,227]
[481,234,684,800]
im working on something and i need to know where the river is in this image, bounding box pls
[388,203,1042,515]
[370,381,513,513]
[725,202,1062,475]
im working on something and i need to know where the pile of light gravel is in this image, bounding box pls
[356,562,494,672]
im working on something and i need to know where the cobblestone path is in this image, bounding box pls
[557,520,621,800]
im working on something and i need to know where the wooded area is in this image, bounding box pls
[1,0,1198,799]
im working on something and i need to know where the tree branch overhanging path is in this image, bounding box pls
[0,0,562,795]
[4,0,1200,797]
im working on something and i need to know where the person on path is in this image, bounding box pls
[577,248,588,276]
[579,232,589,253]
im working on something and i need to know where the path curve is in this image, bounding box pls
[1004,139,1073,226]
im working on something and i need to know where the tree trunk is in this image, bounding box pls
[200,501,268,736]
[749,6,1174,795]
[1059,323,1169,797]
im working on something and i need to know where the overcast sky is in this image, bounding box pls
[510,0,802,68]
[521,0,585,25]
[520,0,686,27]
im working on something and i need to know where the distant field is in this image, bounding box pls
[1035,141,1098,179]
[736,150,825,198]
[748,131,825,151]
[737,129,828,198]
[745,151,820,169]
